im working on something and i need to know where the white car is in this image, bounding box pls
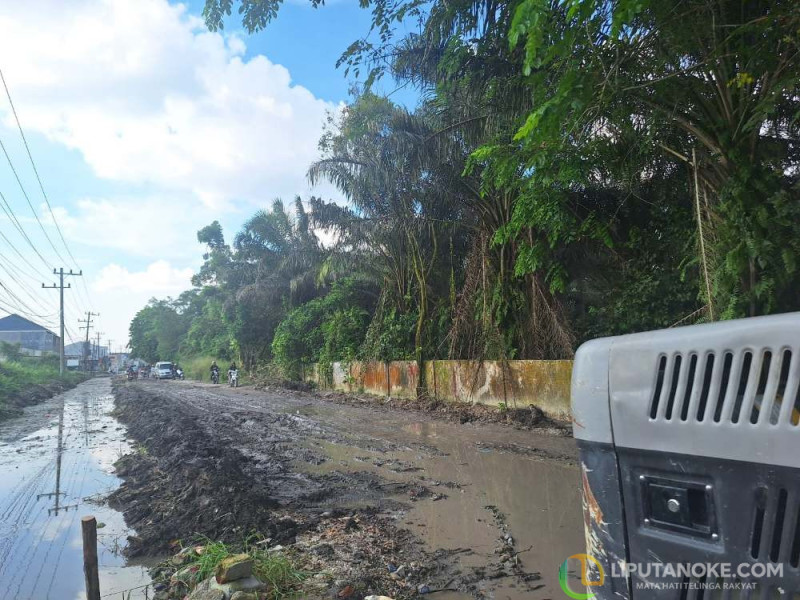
[154,361,174,379]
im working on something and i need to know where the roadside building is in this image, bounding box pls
[64,341,109,371]
[0,314,60,356]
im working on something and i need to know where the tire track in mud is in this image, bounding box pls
[111,379,582,599]
[109,381,410,556]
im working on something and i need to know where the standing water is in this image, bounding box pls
[0,377,151,599]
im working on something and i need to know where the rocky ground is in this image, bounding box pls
[109,379,583,600]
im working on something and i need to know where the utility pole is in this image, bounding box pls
[94,331,104,372]
[106,339,113,373]
[78,311,99,372]
[42,268,82,375]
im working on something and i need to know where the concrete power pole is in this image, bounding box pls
[78,312,99,372]
[94,331,104,372]
[42,268,82,375]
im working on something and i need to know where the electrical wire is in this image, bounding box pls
[0,134,67,264]
[0,68,79,268]
[0,188,53,269]
[0,68,98,316]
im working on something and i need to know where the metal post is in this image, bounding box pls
[42,268,81,375]
[81,516,101,600]
[58,268,64,375]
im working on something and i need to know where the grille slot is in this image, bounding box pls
[651,355,668,419]
[648,347,800,426]
[666,355,683,420]
[771,350,793,425]
[731,352,754,423]
[752,487,768,559]
[713,352,734,422]
[749,487,800,565]
[696,353,715,421]
[681,354,699,421]
[750,351,774,424]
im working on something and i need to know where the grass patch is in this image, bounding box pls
[178,355,253,386]
[0,358,86,419]
[190,540,231,581]
[178,536,310,599]
[179,355,217,383]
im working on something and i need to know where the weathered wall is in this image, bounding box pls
[505,360,573,420]
[388,361,419,398]
[350,361,389,396]
[310,358,573,420]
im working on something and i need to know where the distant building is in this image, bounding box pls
[0,314,60,355]
[64,341,108,371]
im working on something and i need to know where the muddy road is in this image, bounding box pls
[0,378,151,600]
[114,379,584,599]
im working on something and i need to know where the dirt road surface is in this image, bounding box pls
[112,379,584,600]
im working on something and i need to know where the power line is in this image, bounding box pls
[0,250,55,308]
[0,188,52,269]
[0,134,67,264]
[0,68,79,268]
[0,69,97,317]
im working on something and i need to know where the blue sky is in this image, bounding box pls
[0,0,414,349]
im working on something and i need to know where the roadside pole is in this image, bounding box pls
[78,311,99,372]
[81,516,101,600]
[42,268,81,375]
[94,331,103,373]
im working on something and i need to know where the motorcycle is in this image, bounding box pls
[126,370,137,381]
[228,369,239,388]
[211,369,220,384]
[175,368,185,380]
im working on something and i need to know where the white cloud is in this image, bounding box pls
[0,0,339,209]
[49,196,207,260]
[93,261,194,294]
[89,261,196,347]
[0,0,348,349]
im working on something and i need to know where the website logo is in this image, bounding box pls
[559,553,605,599]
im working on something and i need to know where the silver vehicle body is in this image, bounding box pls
[154,361,173,379]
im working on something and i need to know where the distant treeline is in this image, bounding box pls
[130,0,800,379]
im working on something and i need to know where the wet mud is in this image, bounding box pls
[112,379,585,599]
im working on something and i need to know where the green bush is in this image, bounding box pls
[272,278,372,380]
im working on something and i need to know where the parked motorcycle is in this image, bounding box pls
[228,369,239,388]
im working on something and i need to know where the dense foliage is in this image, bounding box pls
[129,0,799,380]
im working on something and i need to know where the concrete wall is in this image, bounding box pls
[310,358,573,421]
[351,361,389,396]
[388,361,419,398]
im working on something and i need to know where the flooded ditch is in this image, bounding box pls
[0,377,152,600]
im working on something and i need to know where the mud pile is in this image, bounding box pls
[110,383,295,556]
[108,381,478,599]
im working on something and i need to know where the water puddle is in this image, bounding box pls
[0,377,152,600]
[301,416,584,599]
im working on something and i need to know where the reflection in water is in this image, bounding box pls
[36,398,78,516]
[0,378,151,600]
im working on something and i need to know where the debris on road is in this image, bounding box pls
[111,379,576,599]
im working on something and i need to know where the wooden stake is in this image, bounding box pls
[82,516,101,600]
